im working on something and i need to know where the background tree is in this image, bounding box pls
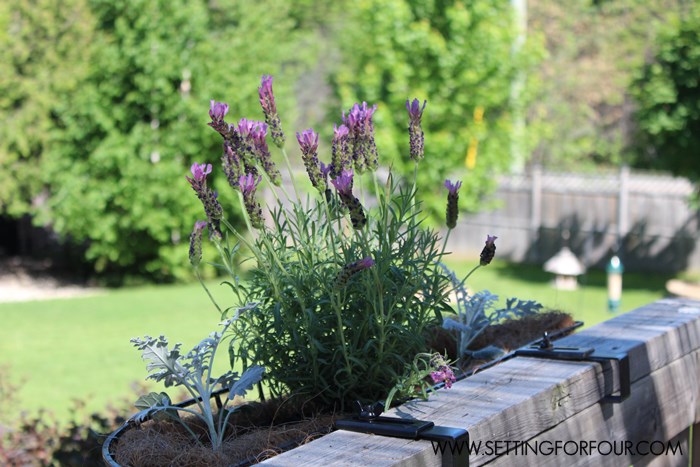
[528,0,689,169]
[34,0,302,281]
[631,3,700,186]
[0,0,96,216]
[328,0,544,219]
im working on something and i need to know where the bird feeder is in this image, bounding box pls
[607,255,624,313]
[543,247,586,290]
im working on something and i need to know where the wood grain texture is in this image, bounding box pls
[260,298,700,466]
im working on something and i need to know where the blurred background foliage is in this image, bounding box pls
[0,0,697,282]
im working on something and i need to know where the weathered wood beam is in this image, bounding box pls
[261,298,700,466]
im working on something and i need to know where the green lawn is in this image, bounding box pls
[0,259,672,424]
[444,258,672,327]
[0,280,233,424]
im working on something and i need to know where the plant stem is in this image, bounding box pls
[438,228,452,262]
[280,146,301,200]
[194,268,223,317]
[461,263,482,287]
[331,293,353,380]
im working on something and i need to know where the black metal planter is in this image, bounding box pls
[103,322,585,466]
[102,388,228,466]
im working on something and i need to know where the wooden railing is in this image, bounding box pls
[261,298,700,466]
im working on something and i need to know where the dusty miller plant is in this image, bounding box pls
[127,305,264,451]
[440,262,543,359]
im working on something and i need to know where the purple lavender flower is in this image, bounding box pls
[343,102,378,172]
[330,169,354,196]
[208,100,230,136]
[234,118,262,176]
[297,128,319,153]
[258,75,285,148]
[320,161,332,187]
[188,220,207,267]
[209,100,229,122]
[480,235,498,266]
[238,174,264,229]
[189,163,213,182]
[222,144,244,190]
[238,173,261,195]
[296,129,326,193]
[444,179,462,229]
[406,99,427,161]
[330,124,351,179]
[444,179,462,194]
[333,256,375,289]
[237,118,256,139]
[250,122,282,185]
[186,163,222,237]
[331,169,366,230]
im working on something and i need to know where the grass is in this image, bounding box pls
[0,280,233,424]
[0,259,673,424]
[444,258,673,327]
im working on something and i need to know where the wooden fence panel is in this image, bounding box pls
[448,167,699,272]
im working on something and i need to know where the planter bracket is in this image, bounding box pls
[514,332,631,403]
[336,401,470,466]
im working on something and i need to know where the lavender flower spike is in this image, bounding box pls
[331,169,366,230]
[189,163,213,182]
[238,174,264,229]
[188,220,207,267]
[208,101,230,136]
[480,235,498,266]
[222,144,244,190]
[333,256,375,289]
[209,100,229,122]
[186,163,222,237]
[296,129,326,193]
[259,75,285,148]
[444,179,462,229]
[406,98,427,161]
[330,124,351,179]
[250,123,282,185]
[343,102,378,172]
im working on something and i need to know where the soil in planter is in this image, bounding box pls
[113,395,336,467]
[427,310,576,368]
[112,310,574,466]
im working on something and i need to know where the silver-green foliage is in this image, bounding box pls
[129,304,264,451]
[440,264,542,358]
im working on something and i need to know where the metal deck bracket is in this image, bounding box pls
[335,401,470,466]
[514,332,631,403]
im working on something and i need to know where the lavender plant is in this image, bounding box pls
[127,305,264,451]
[187,79,512,409]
